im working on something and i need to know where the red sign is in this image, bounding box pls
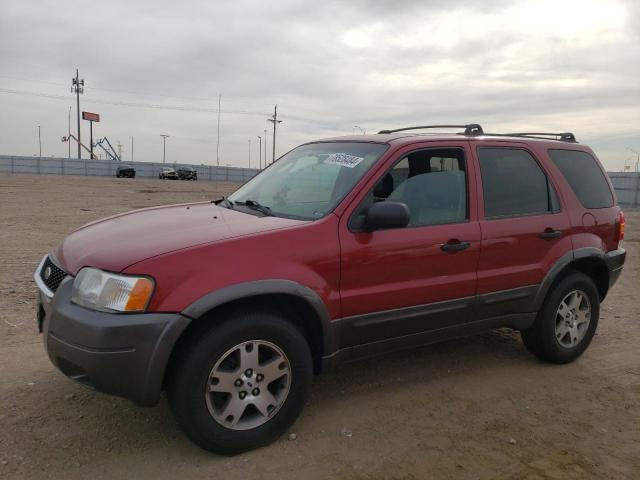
[82,111,100,122]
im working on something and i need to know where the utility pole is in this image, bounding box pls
[267,105,282,164]
[216,94,221,166]
[160,134,169,163]
[38,125,41,157]
[257,135,262,170]
[248,139,251,168]
[131,136,134,162]
[71,69,84,159]
[67,106,71,158]
[117,141,123,161]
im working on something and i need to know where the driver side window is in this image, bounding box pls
[352,148,468,229]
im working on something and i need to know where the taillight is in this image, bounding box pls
[616,210,625,242]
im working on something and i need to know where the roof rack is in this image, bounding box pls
[377,124,484,135]
[376,124,577,143]
[501,132,577,143]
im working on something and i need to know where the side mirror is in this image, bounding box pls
[365,201,410,231]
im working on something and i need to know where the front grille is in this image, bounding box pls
[40,256,68,293]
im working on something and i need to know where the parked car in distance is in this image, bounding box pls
[115,164,136,178]
[158,167,178,180]
[35,124,625,455]
[177,166,198,180]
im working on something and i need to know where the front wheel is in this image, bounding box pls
[522,271,599,364]
[167,311,313,454]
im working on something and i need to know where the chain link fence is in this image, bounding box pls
[609,172,640,208]
[0,155,259,183]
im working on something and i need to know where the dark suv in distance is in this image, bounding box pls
[115,164,135,178]
[34,124,625,454]
[177,166,198,180]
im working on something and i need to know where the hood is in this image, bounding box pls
[54,202,304,274]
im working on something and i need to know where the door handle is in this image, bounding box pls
[440,240,471,252]
[539,229,562,240]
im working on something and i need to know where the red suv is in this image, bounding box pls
[35,124,626,453]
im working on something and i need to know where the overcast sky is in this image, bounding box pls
[1,0,639,170]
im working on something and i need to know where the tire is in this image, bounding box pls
[167,310,313,454]
[522,271,599,364]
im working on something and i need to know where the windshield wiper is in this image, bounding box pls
[212,196,234,209]
[234,199,274,216]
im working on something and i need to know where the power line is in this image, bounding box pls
[0,74,275,108]
[0,87,271,116]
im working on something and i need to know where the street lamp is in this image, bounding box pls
[160,134,170,163]
[627,147,639,173]
[264,129,268,167]
[257,135,262,170]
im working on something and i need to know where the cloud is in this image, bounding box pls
[0,0,638,170]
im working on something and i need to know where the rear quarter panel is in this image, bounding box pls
[532,143,620,253]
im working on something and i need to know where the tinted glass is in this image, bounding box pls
[478,148,550,218]
[354,148,467,228]
[228,142,388,220]
[548,149,613,209]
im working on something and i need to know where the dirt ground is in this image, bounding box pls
[0,174,638,480]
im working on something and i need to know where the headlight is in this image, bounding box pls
[71,268,154,313]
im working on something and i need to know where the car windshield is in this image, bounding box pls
[227,142,388,220]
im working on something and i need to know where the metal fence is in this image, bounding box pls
[1,155,639,207]
[609,172,640,208]
[0,155,259,183]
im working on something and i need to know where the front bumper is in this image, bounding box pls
[37,276,190,406]
[605,247,626,290]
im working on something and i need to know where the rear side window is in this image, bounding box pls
[478,148,557,218]
[548,149,614,209]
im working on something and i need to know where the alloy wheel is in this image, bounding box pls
[205,340,291,430]
[555,289,591,348]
